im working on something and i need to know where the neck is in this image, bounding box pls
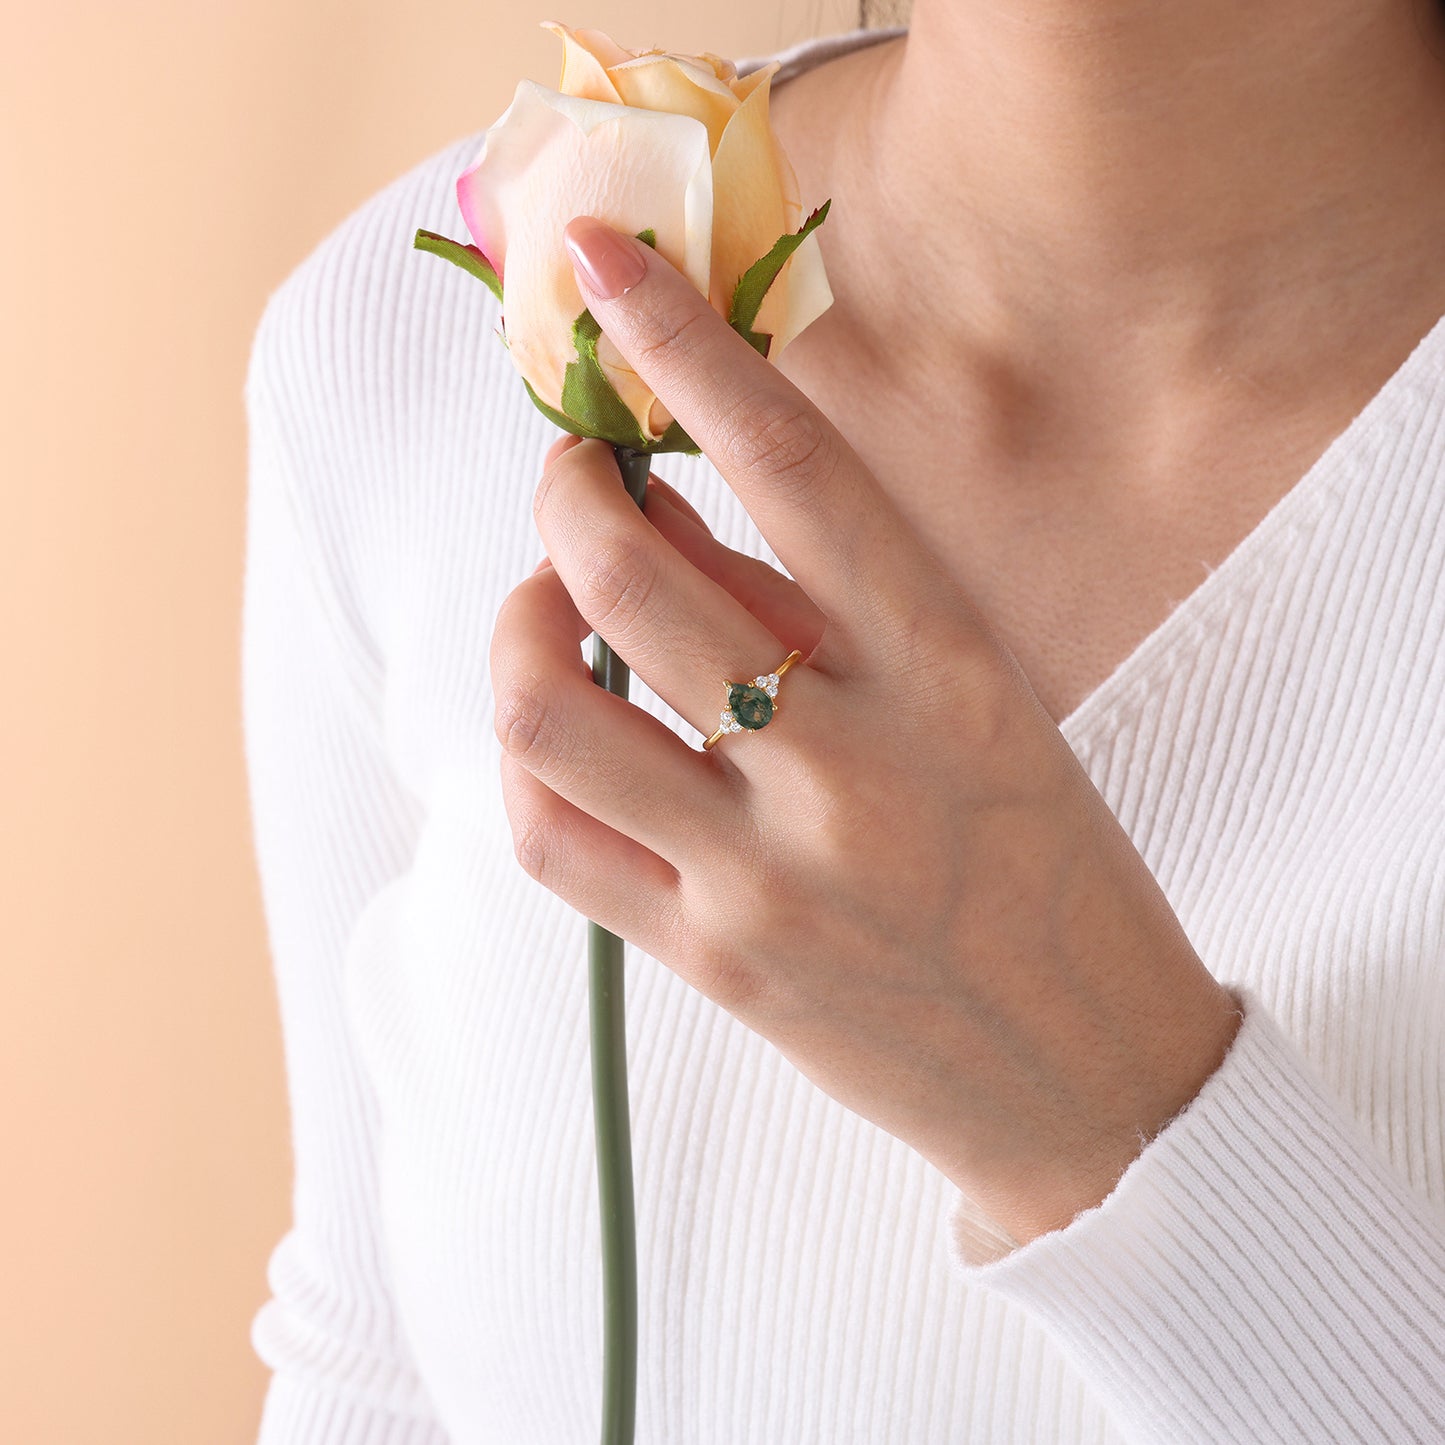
[820,1,1445,376]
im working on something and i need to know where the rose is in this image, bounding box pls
[461,21,832,449]
[411,30,838,1435]
[414,20,834,453]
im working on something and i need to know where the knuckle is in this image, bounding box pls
[494,671,559,764]
[630,303,712,373]
[512,809,556,882]
[723,394,838,501]
[577,534,659,639]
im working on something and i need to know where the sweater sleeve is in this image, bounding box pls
[242,298,452,1443]
[943,982,1445,1443]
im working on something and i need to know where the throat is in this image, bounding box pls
[771,333,1360,732]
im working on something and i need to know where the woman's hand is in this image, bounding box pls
[489,215,1243,1245]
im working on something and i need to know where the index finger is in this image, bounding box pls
[562,214,951,660]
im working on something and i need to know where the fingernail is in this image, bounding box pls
[565,217,647,300]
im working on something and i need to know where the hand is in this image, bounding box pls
[489,215,1244,1244]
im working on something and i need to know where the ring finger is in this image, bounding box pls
[532,437,827,756]
[491,562,736,868]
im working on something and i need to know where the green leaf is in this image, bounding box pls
[413,227,503,302]
[524,322,703,454]
[521,377,587,437]
[726,198,831,359]
[560,306,651,449]
[636,227,656,249]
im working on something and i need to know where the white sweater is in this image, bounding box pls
[242,23,1445,1444]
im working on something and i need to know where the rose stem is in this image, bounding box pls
[588,442,649,1445]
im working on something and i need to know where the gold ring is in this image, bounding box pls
[702,649,804,751]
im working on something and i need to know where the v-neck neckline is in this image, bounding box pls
[749,24,1445,752]
[1053,307,1445,746]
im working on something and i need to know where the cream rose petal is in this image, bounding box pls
[555,22,636,68]
[710,76,838,364]
[707,65,788,320]
[539,21,629,101]
[768,120,803,230]
[606,54,739,156]
[727,61,779,107]
[458,80,713,441]
[723,97,832,362]
[765,229,834,361]
[696,51,738,83]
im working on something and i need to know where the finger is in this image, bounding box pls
[531,482,825,657]
[562,214,965,663]
[643,477,827,656]
[491,561,738,866]
[545,432,585,466]
[644,470,709,530]
[498,751,687,959]
[534,437,830,754]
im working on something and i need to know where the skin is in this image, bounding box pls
[489,1,1445,1243]
[493,233,1240,1246]
[764,0,1445,725]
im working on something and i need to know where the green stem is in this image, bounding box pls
[590,442,650,1445]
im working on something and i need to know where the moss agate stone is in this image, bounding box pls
[728,682,774,730]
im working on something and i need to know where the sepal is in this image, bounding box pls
[727,198,831,357]
[412,227,503,301]
[552,306,703,455]
[559,306,652,448]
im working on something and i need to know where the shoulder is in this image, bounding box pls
[243,127,534,667]
[248,128,490,399]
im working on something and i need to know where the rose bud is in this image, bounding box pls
[413,20,834,454]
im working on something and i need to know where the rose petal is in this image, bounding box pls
[707,64,788,319]
[768,117,803,230]
[539,20,629,100]
[728,61,779,106]
[458,80,713,441]
[697,50,738,83]
[605,54,739,158]
[591,335,676,437]
[766,229,834,361]
[743,117,833,359]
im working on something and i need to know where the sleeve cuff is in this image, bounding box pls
[943,984,1445,1443]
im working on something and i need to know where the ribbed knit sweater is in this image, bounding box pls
[242,23,1445,1444]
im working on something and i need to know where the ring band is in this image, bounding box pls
[702,649,804,751]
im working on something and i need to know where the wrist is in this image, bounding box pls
[955,983,1245,1247]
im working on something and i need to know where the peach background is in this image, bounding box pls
[0,0,867,1439]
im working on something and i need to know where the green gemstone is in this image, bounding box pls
[728,682,774,730]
